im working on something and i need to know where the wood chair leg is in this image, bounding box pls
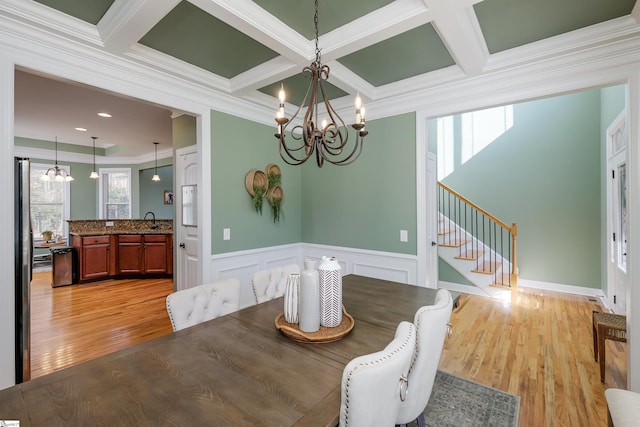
[593,311,599,361]
[598,324,606,382]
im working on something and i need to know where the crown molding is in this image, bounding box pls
[0,0,102,47]
[14,145,173,166]
[2,1,640,130]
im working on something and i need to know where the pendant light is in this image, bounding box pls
[90,136,99,179]
[41,136,74,182]
[152,142,161,181]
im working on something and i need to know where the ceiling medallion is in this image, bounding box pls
[274,0,367,167]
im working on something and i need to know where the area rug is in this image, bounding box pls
[408,370,520,427]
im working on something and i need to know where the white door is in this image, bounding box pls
[607,112,628,314]
[175,147,199,291]
[426,152,438,287]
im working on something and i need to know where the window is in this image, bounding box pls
[436,116,455,180]
[461,105,513,164]
[99,168,132,219]
[30,163,70,240]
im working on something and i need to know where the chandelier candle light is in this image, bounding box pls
[41,136,73,182]
[274,0,368,167]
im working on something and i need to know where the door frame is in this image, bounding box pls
[606,111,629,314]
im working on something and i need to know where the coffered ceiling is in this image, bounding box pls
[7,0,640,158]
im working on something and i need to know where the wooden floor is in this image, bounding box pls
[440,287,626,427]
[30,272,626,426]
[30,271,174,379]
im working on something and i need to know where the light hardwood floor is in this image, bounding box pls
[30,272,625,426]
[30,271,174,379]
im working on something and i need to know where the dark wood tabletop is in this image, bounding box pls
[0,275,442,427]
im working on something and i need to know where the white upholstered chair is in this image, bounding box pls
[396,289,453,427]
[605,388,640,427]
[166,278,240,332]
[251,264,300,304]
[339,321,416,427]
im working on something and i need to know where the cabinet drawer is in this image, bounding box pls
[119,234,142,243]
[143,235,167,243]
[82,235,110,246]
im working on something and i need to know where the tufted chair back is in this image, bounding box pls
[339,321,416,427]
[251,264,300,304]
[396,289,453,427]
[166,278,241,332]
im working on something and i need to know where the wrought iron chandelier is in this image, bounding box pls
[41,136,74,182]
[274,0,368,167]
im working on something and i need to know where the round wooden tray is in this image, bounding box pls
[275,307,354,343]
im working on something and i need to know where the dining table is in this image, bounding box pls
[0,274,452,426]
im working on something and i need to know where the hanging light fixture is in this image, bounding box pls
[41,136,74,182]
[274,0,367,167]
[90,136,99,179]
[152,142,161,181]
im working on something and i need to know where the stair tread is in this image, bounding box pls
[439,239,468,248]
[471,261,501,274]
[455,250,483,261]
[490,274,516,288]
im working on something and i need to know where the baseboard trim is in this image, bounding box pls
[438,278,606,301]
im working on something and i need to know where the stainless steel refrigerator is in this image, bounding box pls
[14,157,31,383]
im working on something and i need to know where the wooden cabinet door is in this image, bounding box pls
[118,235,143,274]
[144,235,167,274]
[81,236,111,280]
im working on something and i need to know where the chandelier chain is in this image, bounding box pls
[314,0,321,63]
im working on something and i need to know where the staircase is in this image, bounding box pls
[438,183,517,298]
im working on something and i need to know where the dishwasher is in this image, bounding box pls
[50,246,77,287]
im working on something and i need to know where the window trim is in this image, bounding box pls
[98,167,132,219]
[30,162,71,240]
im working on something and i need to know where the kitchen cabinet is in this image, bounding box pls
[72,235,115,282]
[117,234,172,275]
[143,234,172,274]
[117,235,143,274]
[73,233,172,283]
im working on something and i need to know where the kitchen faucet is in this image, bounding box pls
[144,211,158,229]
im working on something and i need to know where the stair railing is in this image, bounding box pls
[438,182,518,287]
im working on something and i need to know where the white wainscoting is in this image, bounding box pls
[210,243,420,309]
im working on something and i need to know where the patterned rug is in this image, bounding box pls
[408,371,520,427]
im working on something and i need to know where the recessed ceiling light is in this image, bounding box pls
[75,127,87,131]
[97,112,112,118]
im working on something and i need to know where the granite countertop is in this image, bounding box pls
[70,229,173,236]
[68,219,173,236]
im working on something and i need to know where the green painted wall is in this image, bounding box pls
[439,90,602,288]
[301,112,417,254]
[139,165,174,219]
[210,110,302,254]
[173,114,197,150]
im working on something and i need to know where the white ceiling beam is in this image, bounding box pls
[229,56,299,94]
[99,0,181,54]
[187,0,312,62]
[319,0,432,62]
[631,0,640,23]
[424,0,488,76]
[325,61,378,101]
